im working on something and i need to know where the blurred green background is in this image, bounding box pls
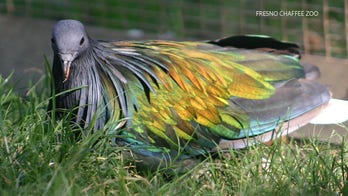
[1,0,347,58]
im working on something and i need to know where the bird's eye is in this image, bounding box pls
[79,37,85,46]
[51,38,56,45]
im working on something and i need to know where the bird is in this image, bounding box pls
[49,19,348,171]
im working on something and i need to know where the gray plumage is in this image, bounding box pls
[49,19,166,131]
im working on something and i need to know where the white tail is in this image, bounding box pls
[310,98,348,124]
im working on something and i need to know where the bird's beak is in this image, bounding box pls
[62,60,72,83]
[59,53,76,83]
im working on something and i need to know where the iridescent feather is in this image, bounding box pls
[49,20,331,170]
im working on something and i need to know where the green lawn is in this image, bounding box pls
[1,72,348,195]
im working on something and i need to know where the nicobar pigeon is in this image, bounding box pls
[49,19,348,171]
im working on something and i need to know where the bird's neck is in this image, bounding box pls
[55,46,116,131]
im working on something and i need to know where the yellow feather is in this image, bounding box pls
[206,84,227,97]
[209,95,229,106]
[147,124,177,146]
[174,105,196,121]
[190,97,207,110]
[168,68,188,91]
[158,109,177,125]
[195,113,216,127]
[173,126,192,140]
[220,113,243,129]
[195,108,221,126]
[152,120,165,131]
[181,64,206,92]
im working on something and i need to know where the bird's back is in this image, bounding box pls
[98,38,329,158]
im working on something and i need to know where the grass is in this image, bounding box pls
[1,72,348,195]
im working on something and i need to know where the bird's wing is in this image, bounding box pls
[101,38,329,155]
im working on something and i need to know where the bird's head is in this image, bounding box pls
[51,19,90,82]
